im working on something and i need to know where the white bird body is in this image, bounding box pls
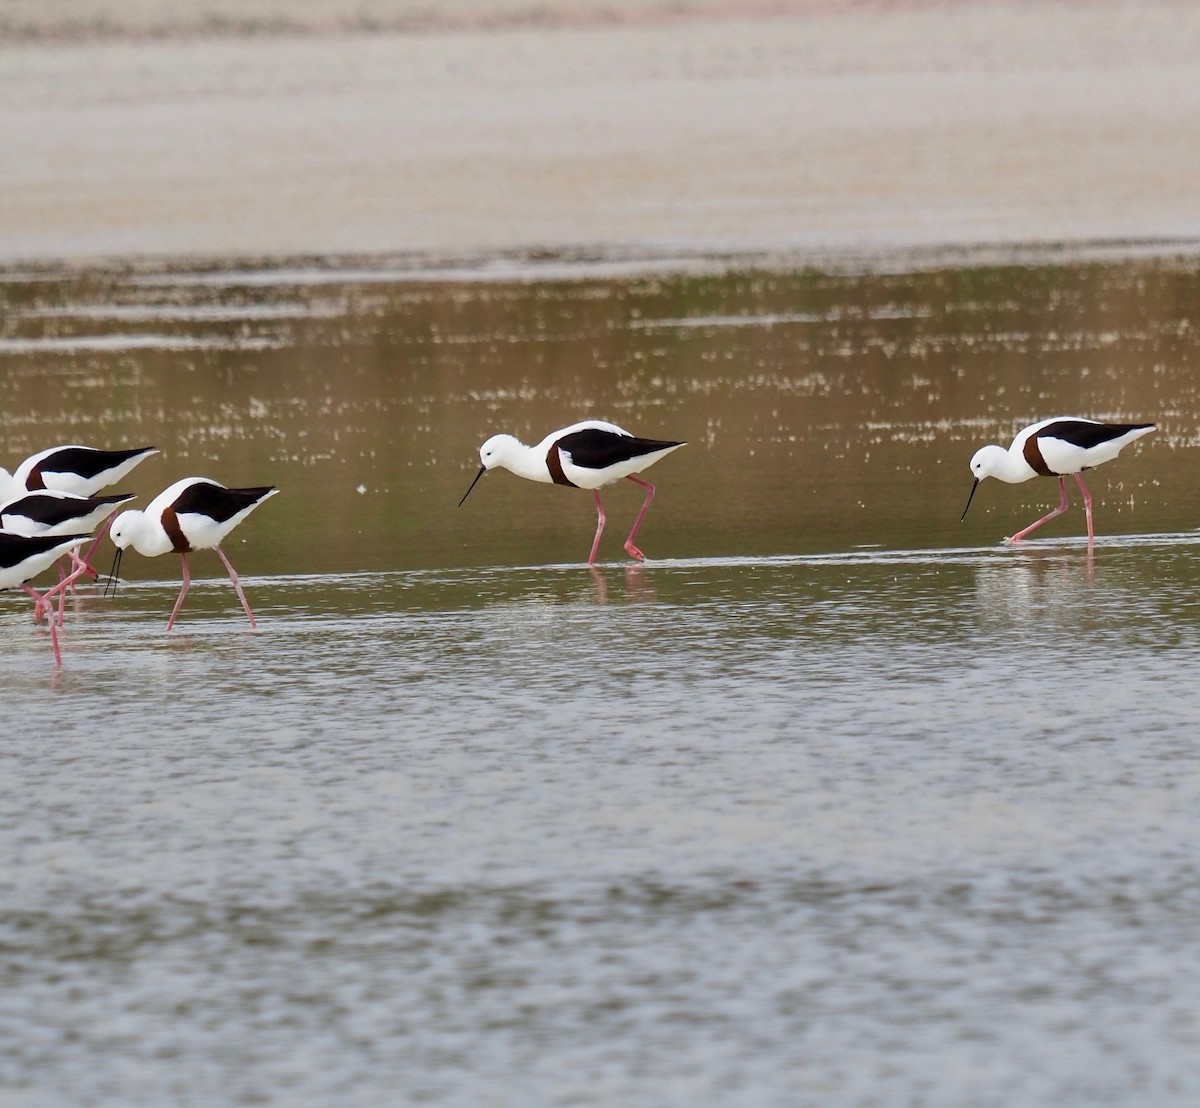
[110,477,277,558]
[969,417,1155,484]
[460,419,686,564]
[0,532,89,591]
[0,532,92,667]
[108,478,278,629]
[963,417,1155,544]
[0,444,157,501]
[478,420,682,489]
[0,490,134,538]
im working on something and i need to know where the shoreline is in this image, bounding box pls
[6,236,1200,286]
[0,1,995,43]
[4,1,1199,270]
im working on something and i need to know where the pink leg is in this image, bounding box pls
[214,545,258,628]
[1006,477,1069,543]
[52,556,94,594]
[21,582,47,624]
[77,517,114,580]
[40,559,89,627]
[59,552,90,618]
[50,619,62,667]
[55,569,74,625]
[623,476,656,561]
[166,554,191,631]
[1073,472,1094,545]
[588,490,607,566]
[37,561,88,667]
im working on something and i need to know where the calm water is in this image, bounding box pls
[3,252,1200,1105]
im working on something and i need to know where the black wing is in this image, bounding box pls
[0,492,128,528]
[1036,420,1155,450]
[0,531,88,570]
[32,445,156,484]
[556,429,685,470]
[172,481,276,524]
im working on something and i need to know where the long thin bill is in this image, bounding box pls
[960,478,980,522]
[104,546,122,597]
[458,465,487,507]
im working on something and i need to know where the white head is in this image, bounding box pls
[961,444,1010,522]
[478,434,520,471]
[108,509,140,551]
[104,509,137,598]
[458,434,521,507]
[968,444,1008,483]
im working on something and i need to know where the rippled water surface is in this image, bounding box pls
[3,253,1200,1105]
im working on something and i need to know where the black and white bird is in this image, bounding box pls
[961,417,1156,544]
[0,532,92,666]
[0,490,135,538]
[458,420,686,564]
[0,444,158,500]
[107,478,278,630]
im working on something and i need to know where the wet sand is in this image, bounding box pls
[3,0,1200,265]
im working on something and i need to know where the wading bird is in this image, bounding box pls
[0,532,92,666]
[459,420,686,565]
[961,417,1155,544]
[107,478,277,630]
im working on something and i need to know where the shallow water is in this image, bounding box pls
[3,254,1200,1104]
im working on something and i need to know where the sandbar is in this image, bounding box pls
[2,0,1199,270]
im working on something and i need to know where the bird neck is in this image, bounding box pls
[127,511,173,557]
[501,441,555,484]
[994,449,1038,483]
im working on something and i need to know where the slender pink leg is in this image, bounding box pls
[24,577,72,626]
[214,545,258,628]
[21,581,46,624]
[77,518,113,580]
[49,618,62,667]
[41,559,88,627]
[21,583,47,624]
[64,551,90,612]
[52,556,95,594]
[166,554,191,631]
[37,561,88,667]
[54,577,69,626]
[588,490,607,566]
[24,551,102,627]
[623,476,656,561]
[1073,472,1094,545]
[1006,477,1069,543]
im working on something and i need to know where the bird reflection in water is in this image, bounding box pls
[973,545,1095,631]
[587,563,657,606]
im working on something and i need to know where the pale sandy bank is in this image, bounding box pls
[2,0,1199,267]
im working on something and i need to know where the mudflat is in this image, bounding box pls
[3,0,1199,264]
